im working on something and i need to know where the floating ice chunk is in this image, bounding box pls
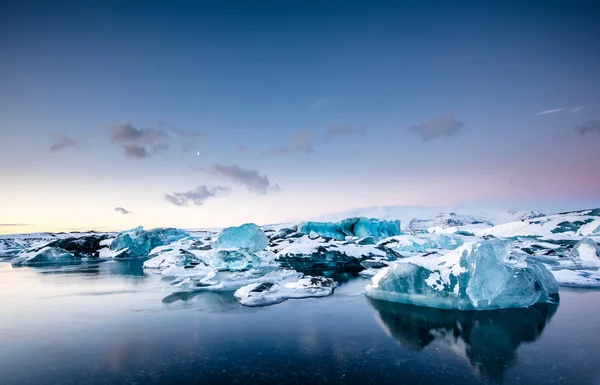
[110,227,190,259]
[340,217,402,239]
[143,247,204,270]
[170,267,301,292]
[551,269,600,288]
[568,238,600,267]
[212,223,268,252]
[234,276,336,306]
[11,246,75,266]
[366,240,559,310]
[299,217,402,241]
[193,248,271,271]
[299,222,346,240]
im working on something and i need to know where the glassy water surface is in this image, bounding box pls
[1,261,599,384]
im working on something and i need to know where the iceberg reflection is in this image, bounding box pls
[368,297,559,382]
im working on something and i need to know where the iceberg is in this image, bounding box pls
[234,276,336,306]
[299,217,402,241]
[212,223,268,252]
[366,240,559,310]
[568,238,600,267]
[168,267,301,292]
[11,234,113,265]
[196,248,270,271]
[11,246,75,266]
[110,227,190,259]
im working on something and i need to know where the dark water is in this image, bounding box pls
[1,261,599,385]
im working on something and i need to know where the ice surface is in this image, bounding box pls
[407,213,491,232]
[212,223,268,252]
[378,234,464,253]
[234,276,336,306]
[551,269,600,288]
[110,227,190,258]
[476,209,600,239]
[276,242,395,271]
[299,217,402,241]
[366,240,559,310]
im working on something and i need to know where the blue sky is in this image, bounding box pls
[1,0,599,233]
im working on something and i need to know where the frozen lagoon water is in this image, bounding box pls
[1,261,599,385]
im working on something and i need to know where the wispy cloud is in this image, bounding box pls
[536,108,564,115]
[207,164,280,194]
[0,223,31,227]
[574,120,600,135]
[265,124,366,155]
[536,106,583,115]
[407,113,464,141]
[164,185,230,207]
[49,136,77,153]
[114,207,133,215]
[308,98,329,111]
[106,123,170,159]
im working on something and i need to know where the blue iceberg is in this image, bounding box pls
[11,246,75,266]
[299,217,402,241]
[212,223,268,252]
[110,227,190,259]
[366,240,559,310]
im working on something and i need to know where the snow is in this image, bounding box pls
[234,276,336,306]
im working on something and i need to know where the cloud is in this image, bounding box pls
[574,120,600,135]
[0,223,31,227]
[49,136,77,152]
[308,98,329,111]
[114,207,133,215]
[106,123,170,159]
[207,164,280,194]
[407,113,464,141]
[265,125,366,155]
[265,130,317,155]
[164,185,230,206]
[536,106,584,115]
[536,108,563,115]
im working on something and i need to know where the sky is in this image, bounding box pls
[1,0,599,234]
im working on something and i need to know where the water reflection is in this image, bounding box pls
[368,298,559,382]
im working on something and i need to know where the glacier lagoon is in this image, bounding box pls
[2,209,600,384]
[1,261,600,385]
